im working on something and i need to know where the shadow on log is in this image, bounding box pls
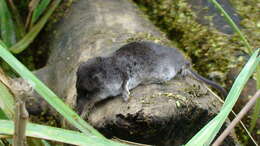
[24,0,239,145]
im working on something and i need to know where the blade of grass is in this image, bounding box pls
[0,81,15,119]
[0,140,4,145]
[27,138,51,146]
[0,67,16,119]
[27,138,50,146]
[9,0,60,54]
[213,90,260,145]
[0,109,8,119]
[249,64,260,132]
[0,120,124,146]
[0,44,105,138]
[31,0,51,25]
[0,66,51,146]
[185,48,260,146]
[7,0,26,39]
[0,39,7,47]
[0,0,16,47]
[208,0,252,54]
[205,86,258,145]
[25,0,40,30]
[208,0,260,139]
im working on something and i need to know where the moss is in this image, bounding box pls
[184,85,207,98]
[161,92,187,101]
[29,112,59,127]
[229,0,260,51]
[126,32,175,47]
[149,92,187,103]
[132,1,258,139]
[133,0,259,86]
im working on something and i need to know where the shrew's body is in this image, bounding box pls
[76,41,226,118]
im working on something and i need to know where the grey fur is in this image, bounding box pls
[76,41,226,118]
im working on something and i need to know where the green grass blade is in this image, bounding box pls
[9,0,60,54]
[249,59,260,132]
[0,71,52,146]
[0,140,4,145]
[0,81,15,119]
[31,0,51,25]
[208,0,252,54]
[0,0,16,47]
[185,49,260,146]
[0,44,105,138]
[7,0,26,39]
[0,108,8,119]
[0,39,7,47]
[0,120,123,146]
[208,0,260,140]
[40,140,51,146]
[27,138,51,146]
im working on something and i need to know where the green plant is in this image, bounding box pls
[186,48,259,145]
[0,43,127,145]
[0,120,123,146]
[185,0,260,145]
[0,44,104,138]
[208,0,260,143]
[0,0,60,53]
[0,1,126,145]
[0,0,16,47]
[1,0,259,145]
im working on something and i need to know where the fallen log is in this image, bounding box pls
[21,0,239,145]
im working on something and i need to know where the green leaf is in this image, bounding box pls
[0,81,15,119]
[250,58,260,132]
[9,0,60,54]
[204,0,260,143]
[7,0,26,39]
[27,138,51,146]
[208,0,252,54]
[0,39,7,48]
[0,43,104,138]
[0,140,4,145]
[0,120,123,146]
[0,66,51,145]
[31,0,51,25]
[0,0,16,47]
[0,108,8,119]
[208,0,260,139]
[185,49,260,146]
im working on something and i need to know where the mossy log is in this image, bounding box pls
[23,0,239,145]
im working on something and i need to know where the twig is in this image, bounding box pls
[12,79,32,146]
[212,90,260,146]
[205,86,258,145]
[13,98,29,146]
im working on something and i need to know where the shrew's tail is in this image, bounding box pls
[187,69,227,97]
